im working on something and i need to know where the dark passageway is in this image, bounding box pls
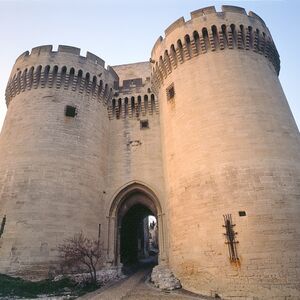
[120,203,158,267]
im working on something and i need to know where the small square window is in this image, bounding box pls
[239,211,247,217]
[140,120,149,129]
[65,105,77,118]
[166,84,175,100]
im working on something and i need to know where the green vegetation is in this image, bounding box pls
[0,274,99,299]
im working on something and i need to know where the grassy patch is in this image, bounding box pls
[0,274,99,299]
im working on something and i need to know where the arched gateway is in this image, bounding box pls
[106,183,167,267]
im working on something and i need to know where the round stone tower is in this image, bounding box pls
[0,45,117,278]
[151,5,300,299]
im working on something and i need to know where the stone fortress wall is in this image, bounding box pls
[151,5,300,299]
[0,5,299,299]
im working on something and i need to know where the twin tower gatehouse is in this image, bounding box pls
[0,6,299,299]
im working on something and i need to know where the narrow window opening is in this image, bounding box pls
[240,25,245,47]
[99,80,103,95]
[184,34,192,56]
[124,98,129,115]
[22,69,28,89]
[170,44,177,65]
[248,26,253,47]
[61,66,67,85]
[91,76,97,94]
[212,25,218,45]
[52,65,58,84]
[151,94,156,112]
[76,70,83,90]
[112,99,116,116]
[177,40,184,61]
[44,65,50,82]
[104,84,108,98]
[85,72,90,88]
[193,31,200,52]
[230,24,237,45]
[221,24,228,45]
[144,95,149,113]
[255,28,260,51]
[34,65,42,88]
[117,98,122,119]
[69,68,75,87]
[28,67,34,88]
[164,50,171,70]
[131,97,135,115]
[202,27,209,49]
[137,96,142,116]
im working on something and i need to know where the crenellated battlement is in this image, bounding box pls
[156,5,267,42]
[108,93,159,120]
[151,6,280,93]
[6,45,119,106]
[15,45,106,67]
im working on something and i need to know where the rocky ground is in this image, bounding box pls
[79,266,214,300]
[0,264,216,300]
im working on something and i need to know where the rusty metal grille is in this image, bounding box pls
[223,214,239,262]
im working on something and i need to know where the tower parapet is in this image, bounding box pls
[108,62,159,120]
[5,45,118,106]
[108,92,159,120]
[151,5,280,93]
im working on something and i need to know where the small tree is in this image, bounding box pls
[57,232,102,284]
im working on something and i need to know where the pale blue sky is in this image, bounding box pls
[0,0,299,129]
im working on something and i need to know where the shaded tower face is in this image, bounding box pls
[0,45,117,278]
[151,5,300,299]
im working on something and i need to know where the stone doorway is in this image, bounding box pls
[106,183,166,268]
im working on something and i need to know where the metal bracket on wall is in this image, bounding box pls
[223,214,239,262]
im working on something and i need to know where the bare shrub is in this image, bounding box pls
[57,232,103,284]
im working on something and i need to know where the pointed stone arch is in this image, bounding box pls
[106,182,167,266]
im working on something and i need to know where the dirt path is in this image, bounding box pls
[79,267,211,300]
